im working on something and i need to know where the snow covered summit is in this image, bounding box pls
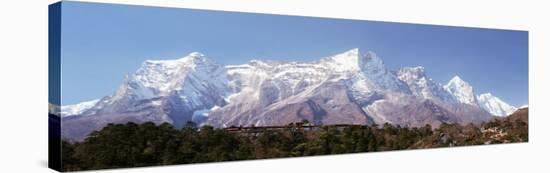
[477,93,517,117]
[445,76,478,105]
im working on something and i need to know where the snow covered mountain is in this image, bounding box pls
[61,52,230,140]
[61,48,517,140]
[60,99,99,117]
[205,48,406,127]
[397,66,456,103]
[442,76,518,116]
[444,76,478,105]
[477,93,517,117]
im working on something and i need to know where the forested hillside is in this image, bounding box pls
[60,109,528,171]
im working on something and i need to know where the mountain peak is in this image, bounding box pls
[449,75,466,84]
[140,52,217,73]
[321,48,387,73]
[60,99,100,117]
[479,92,493,98]
[321,48,363,71]
[477,92,517,116]
[397,66,458,102]
[445,75,477,105]
[126,51,225,100]
[398,66,426,78]
[143,52,210,65]
[328,48,361,60]
[188,51,205,57]
[332,48,360,57]
[446,75,472,91]
[345,48,359,55]
[179,51,213,64]
[411,66,425,71]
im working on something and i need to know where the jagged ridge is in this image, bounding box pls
[60,48,517,140]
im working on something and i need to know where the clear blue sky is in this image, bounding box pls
[60,1,528,106]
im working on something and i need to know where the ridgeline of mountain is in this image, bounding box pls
[59,48,518,140]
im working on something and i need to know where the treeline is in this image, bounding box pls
[61,117,527,171]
